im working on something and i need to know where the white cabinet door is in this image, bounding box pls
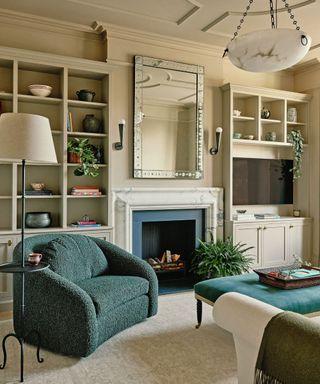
[262,223,287,267]
[0,236,15,304]
[288,222,311,263]
[234,224,261,267]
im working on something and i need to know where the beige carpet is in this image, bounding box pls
[0,292,237,384]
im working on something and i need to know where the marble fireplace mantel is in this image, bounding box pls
[112,187,224,251]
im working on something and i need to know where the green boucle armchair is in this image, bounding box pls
[13,234,158,357]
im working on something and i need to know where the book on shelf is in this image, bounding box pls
[232,214,255,221]
[77,221,97,225]
[254,213,281,219]
[71,191,102,196]
[25,190,53,196]
[67,111,73,132]
[71,223,101,228]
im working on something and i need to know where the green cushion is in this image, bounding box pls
[77,275,149,315]
[194,273,320,314]
[42,234,108,282]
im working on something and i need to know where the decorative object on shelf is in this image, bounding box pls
[0,112,57,382]
[233,132,242,139]
[243,135,254,140]
[265,131,277,141]
[233,109,241,117]
[209,127,223,155]
[114,119,125,150]
[82,114,102,133]
[236,210,247,214]
[223,0,311,72]
[30,182,45,191]
[293,209,301,217]
[27,253,43,266]
[71,214,101,227]
[67,138,99,177]
[287,129,304,180]
[26,189,53,196]
[261,107,270,119]
[95,144,104,164]
[191,236,253,280]
[287,107,298,122]
[28,84,52,97]
[76,89,95,102]
[25,212,52,228]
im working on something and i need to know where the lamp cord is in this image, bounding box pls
[223,0,303,57]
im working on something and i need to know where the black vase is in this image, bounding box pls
[82,114,101,133]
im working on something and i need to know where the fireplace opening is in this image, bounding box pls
[132,209,204,294]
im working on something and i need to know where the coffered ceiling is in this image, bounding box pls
[0,0,318,52]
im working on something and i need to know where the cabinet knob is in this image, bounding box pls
[263,226,267,230]
[7,240,12,246]
[289,225,294,229]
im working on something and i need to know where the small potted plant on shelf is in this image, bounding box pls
[191,235,253,280]
[67,138,99,177]
[287,130,304,180]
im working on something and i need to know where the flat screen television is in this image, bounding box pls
[233,158,293,205]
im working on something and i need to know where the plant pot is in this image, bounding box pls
[68,152,81,163]
[82,114,101,133]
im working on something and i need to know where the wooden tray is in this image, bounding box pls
[254,265,320,289]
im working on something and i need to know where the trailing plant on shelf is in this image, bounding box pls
[191,235,253,280]
[67,138,99,177]
[287,130,304,180]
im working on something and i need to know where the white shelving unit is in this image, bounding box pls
[0,46,117,309]
[222,83,312,267]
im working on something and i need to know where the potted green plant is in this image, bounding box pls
[191,236,253,280]
[287,130,304,180]
[67,138,99,177]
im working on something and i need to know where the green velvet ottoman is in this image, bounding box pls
[194,273,320,328]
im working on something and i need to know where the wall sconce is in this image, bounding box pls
[209,127,223,155]
[114,119,125,150]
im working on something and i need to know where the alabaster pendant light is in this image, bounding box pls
[224,0,312,72]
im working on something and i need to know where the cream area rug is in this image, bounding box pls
[0,292,237,384]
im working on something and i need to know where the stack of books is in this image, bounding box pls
[233,213,255,221]
[254,213,280,219]
[70,186,101,196]
[71,220,101,228]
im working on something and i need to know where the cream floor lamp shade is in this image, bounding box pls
[0,113,57,163]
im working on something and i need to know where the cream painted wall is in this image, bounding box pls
[0,14,295,189]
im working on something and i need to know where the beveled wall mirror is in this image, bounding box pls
[133,56,204,179]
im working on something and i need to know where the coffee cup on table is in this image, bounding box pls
[28,253,42,266]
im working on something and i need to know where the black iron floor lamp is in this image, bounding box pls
[0,113,57,382]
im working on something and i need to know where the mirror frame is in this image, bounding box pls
[133,55,204,179]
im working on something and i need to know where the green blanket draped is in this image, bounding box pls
[255,311,320,384]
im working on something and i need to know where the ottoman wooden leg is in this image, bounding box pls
[195,299,202,329]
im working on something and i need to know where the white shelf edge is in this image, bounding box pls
[17,195,62,199]
[261,118,282,124]
[68,99,107,109]
[0,92,13,100]
[0,196,12,200]
[287,122,306,126]
[67,195,107,198]
[233,116,255,121]
[18,94,62,104]
[67,131,107,138]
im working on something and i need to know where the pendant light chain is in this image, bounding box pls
[269,0,276,28]
[230,0,254,42]
[281,0,301,30]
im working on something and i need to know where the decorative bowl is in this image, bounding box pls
[243,135,254,140]
[236,210,247,214]
[25,212,51,228]
[30,182,45,191]
[28,84,52,97]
